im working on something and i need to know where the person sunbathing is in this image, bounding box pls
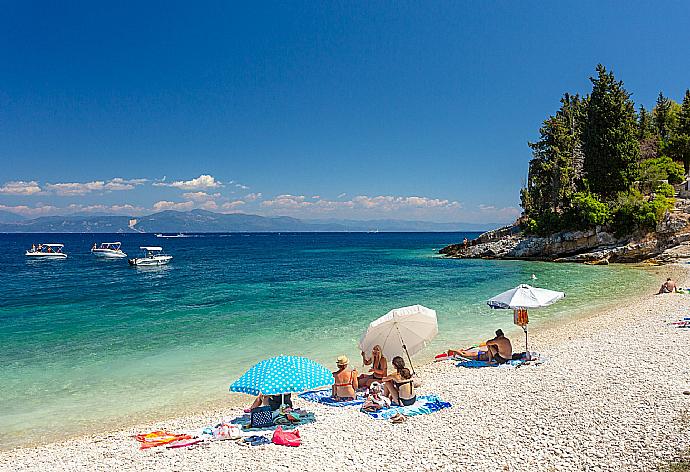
[657,278,677,294]
[446,345,487,360]
[332,355,358,401]
[358,345,387,389]
[485,329,512,364]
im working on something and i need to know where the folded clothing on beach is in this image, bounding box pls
[298,389,366,407]
[361,395,451,420]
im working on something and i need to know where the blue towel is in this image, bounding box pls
[298,389,365,407]
[229,412,315,431]
[361,395,451,420]
[456,359,526,369]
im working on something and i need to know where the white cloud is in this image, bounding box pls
[262,194,460,212]
[235,183,249,190]
[153,174,222,191]
[0,180,42,195]
[243,192,262,202]
[43,178,146,195]
[66,203,146,214]
[44,181,106,196]
[182,191,221,202]
[0,203,146,217]
[0,204,60,217]
[103,177,148,191]
[337,193,347,199]
[152,200,195,212]
[221,200,246,211]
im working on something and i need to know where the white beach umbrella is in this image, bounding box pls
[487,284,565,355]
[359,304,438,373]
[487,284,565,310]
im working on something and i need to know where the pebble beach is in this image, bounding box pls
[1,265,689,472]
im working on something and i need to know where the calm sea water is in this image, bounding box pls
[0,232,656,448]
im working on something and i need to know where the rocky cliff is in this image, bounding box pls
[440,198,690,264]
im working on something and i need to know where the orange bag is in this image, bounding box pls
[513,308,529,327]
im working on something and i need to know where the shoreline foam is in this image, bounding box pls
[1,264,689,471]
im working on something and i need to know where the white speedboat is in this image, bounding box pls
[155,233,188,238]
[25,243,67,259]
[91,242,127,258]
[128,246,172,266]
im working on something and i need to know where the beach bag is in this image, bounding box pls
[213,423,241,440]
[272,426,301,447]
[250,406,274,428]
[513,308,529,327]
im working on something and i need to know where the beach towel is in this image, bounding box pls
[456,352,543,369]
[361,394,451,420]
[298,389,366,407]
[135,430,192,449]
[230,412,316,431]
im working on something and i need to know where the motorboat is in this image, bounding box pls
[91,242,127,258]
[155,233,188,238]
[128,246,172,266]
[25,243,67,259]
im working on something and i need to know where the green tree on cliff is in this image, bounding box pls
[653,92,678,142]
[581,65,640,197]
[667,89,690,172]
[523,93,584,215]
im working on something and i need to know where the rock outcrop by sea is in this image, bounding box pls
[440,197,690,264]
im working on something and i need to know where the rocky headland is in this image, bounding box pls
[441,196,690,264]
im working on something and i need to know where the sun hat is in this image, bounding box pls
[336,355,349,366]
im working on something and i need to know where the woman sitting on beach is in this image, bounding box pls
[332,355,358,401]
[382,357,417,406]
[358,345,387,389]
[247,393,293,412]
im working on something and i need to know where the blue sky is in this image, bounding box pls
[1,1,689,223]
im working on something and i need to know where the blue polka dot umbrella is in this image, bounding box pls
[229,355,334,396]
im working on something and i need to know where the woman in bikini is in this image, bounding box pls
[393,368,416,406]
[358,345,387,389]
[382,356,417,405]
[332,355,358,401]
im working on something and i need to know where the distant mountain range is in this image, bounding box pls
[0,209,498,233]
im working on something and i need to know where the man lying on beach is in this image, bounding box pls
[657,278,677,294]
[485,329,512,365]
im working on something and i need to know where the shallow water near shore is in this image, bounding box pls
[0,232,658,449]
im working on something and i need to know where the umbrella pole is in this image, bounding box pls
[523,325,529,360]
[394,324,416,375]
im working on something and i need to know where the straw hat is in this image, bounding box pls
[336,355,349,366]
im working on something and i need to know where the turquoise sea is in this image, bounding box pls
[0,232,657,449]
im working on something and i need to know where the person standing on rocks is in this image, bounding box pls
[485,329,512,365]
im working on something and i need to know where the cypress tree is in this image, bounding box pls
[668,89,690,173]
[638,105,655,140]
[525,93,584,214]
[678,89,690,136]
[653,92,679,141]
[581,65,640,197]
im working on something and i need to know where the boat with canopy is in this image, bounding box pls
[128,246,172,266]
[25,243,67,259]
[91,242,127,258]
